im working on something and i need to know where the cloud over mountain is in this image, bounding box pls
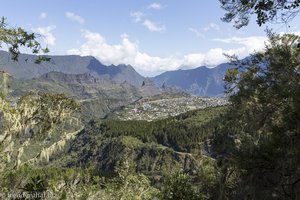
[68,30,267,75]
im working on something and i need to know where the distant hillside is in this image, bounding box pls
[6,72,140,121]
[0,50,144,87]
[7,71,186,121]
[152,64,232,96]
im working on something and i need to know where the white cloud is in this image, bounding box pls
[32,26,56,46]
[189,27,204,38]
[130,12,165,33]
[190,23,220,38]
[213,36,267,56]
[39,12,47,20]
[143,20,165,32]
[148,3,162,10]
[68,30,138,66]
[130,11,143,22]
[65,12,85,25]
[203,23,220,32]
[67,30,268,75]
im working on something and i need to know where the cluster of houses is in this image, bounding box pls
[115,96,229,121]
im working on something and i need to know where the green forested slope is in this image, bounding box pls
[51,106,227,175]
[0,105,226,199]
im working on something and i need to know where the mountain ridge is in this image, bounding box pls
[0,50,145,87]
[152,63,232,96]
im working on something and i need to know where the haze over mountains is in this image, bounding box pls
[0,50,231,96]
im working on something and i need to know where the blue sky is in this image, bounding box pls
[2,0,300,76]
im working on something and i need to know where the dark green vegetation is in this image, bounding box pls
[211,33,300,199]
[0,104,225,199]
[0,165,160,200]
[52,106,226,171]
[101,106,226,153]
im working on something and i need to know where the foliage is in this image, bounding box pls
[0,17,50,63]
[106,161,161,200]
[0,17,50,101]
[220,0,300,28]
[212,33,300,199]
[0,92,82,170]
[0,166,102,199]
[160,157,220,200]
[161,171,203,200]
[104,106,227,152]
[0,165,161,200]
[20,175,48,200]
[60,121,199,178]
[54,106,224,175]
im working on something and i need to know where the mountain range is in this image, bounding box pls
[152,64,232,96]
[0,50,232,96]
[0,50,144,87]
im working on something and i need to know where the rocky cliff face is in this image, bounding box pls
[140,78,163,97]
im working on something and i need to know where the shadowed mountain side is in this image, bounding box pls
[140,78,163,97]
[87,58,145,86]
